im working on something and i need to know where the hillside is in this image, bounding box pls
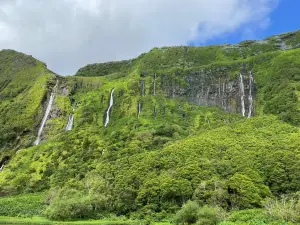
[0,30,300,224]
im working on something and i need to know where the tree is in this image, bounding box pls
[175,200,200,224]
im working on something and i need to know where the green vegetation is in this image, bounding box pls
[264,195,300,223]
[0,49,53,152]
[0,216,138,224]
[0,193,45,217]
[0,30,300,224]
[175,201,223,225]
[0,50,69,160]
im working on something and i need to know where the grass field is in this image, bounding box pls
[0,216,141,225]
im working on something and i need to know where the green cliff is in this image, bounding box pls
[0,30,300,224]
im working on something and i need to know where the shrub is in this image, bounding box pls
[264,196,300,223]
[175,200,200,224]
[175,201,223,225]
[196,205,223,225]
[44,195,93,220]
[227,173,271,209]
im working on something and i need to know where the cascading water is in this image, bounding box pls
[140,80,145,96]
[153,73,156,96]
[0,160,5,172]
[137,100,142,118]
[0,156,9,172]
[104,88,114,127]
[0,164,4,172]
[239,74,245,117]
[34,81,58,145]
[248,72,254,118]
[65,113,74,131]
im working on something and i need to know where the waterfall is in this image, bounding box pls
[0,164,4,172]
[153,73,156,96]
[239,74,245,117]
[140,80,145,96]
[137,100,142,118]
[153,106,157,118]
[34,81,58,145]
[65,113,74,131]
[104,88,114,127]
[248,72,254,118]
[0,156,9,173]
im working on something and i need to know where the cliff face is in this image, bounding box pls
[137,64,256,118]
[163,69,256,117]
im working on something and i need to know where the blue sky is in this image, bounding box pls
[191,0,300,46]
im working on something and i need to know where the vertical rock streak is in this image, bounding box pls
[153,73,156,96]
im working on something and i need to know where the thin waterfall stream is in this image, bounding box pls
[34,80,58,145]
[65,113,74,131]
[0,164,5,172]
[140,80,145,96]
[104,88,115,127]
[239,74,245,117]
[138,100,142,118]
[248,72,254,118]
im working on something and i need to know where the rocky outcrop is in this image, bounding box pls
[145,67,256,117]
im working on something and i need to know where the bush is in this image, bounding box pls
[175,201,223,225]
[175,201,200,224]
[196,206,223,225]
[264,196,300,223]
[44,195,93,220]
[227,173,271,209]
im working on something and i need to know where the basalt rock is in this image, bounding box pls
[162,68,256,117]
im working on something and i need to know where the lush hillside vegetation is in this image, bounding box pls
[0,30,300,224]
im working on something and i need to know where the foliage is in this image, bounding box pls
[0,192,45,217]
[175,201,200,224]
[196,206,223,225]
[219,210,286,225]
[227,173,272,209]
[264,195,300,223]
[175,201,222,225]
[0,216,138,224]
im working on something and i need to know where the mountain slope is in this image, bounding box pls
[0,49,54,151]
[0,50,73,167]
[75,30,300,125]
[0,30,299,222]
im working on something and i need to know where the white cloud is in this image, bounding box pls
[0,0,278,75]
